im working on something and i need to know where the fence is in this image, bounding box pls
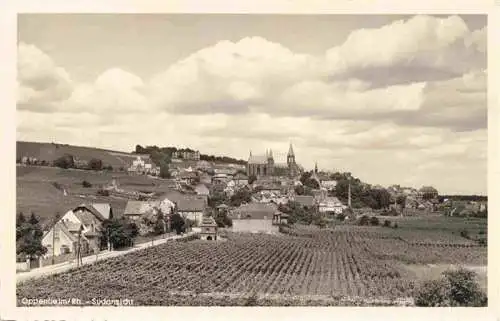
[16,261,30,272]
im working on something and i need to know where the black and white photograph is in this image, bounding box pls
[12,12,488,308]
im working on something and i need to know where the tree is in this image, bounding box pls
[230,188,252,207]
[100,218,138,250]
[294,185,305,195]
[82,180,92,188]
[248,174,257,185]
[88,158,103,170]
[54,154,74,169]
[170,213,186,235]
[414,267,487,307]
[396,195,407,208]
[159,161,171,179]
[16,212,47,259]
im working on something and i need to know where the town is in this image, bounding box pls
[16,140,487,306]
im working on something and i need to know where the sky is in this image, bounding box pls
[17,14,487,195]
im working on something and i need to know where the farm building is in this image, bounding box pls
[163,192,207,226]
[200,216,218,240]
[230,203,279,233]
[41,203,112,257]
[123,199,175,221]
[293,195,316,210]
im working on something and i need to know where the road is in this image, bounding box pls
[16,231,197,284]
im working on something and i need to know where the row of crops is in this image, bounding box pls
[17,227,486,306]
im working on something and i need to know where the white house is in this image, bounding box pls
[318,197,346,214]
[41,203,112,257]
[123,199,176,221]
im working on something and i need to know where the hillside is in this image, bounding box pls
[16,166,176,226]
[17,141,149,170]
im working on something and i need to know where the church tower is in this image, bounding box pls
[287,143,297,177]
[267,149,274,176]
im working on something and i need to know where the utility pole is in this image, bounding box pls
[52,222,56,265]
[348,180,352,209]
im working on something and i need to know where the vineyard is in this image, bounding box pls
[17,226,487,306]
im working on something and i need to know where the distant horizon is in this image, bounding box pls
[16,139,488,197]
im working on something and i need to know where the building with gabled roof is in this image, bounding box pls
[41,203,112,258]
[200,216,218,241]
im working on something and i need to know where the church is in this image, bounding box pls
[247,143,299,178]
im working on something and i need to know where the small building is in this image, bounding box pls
[272,211,289,225]
[233,172,249,186]
[41,203,112,257]
[195,183,210,196]
[200,216,218,241]
[123,199,175,222]
[294,195,316,210]
[231,203,279,233]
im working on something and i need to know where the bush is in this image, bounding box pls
[414,267,487,307]
[369,216,379,226]
[383,219,391,227]
[82,180,92,188]
[414,279,450,307]
[54,154,74,169]
[336,213,346,221]
[460,229,470,239]
[358,215,370,226]
[88,158,103,171]
[393,223,399,228]
[97,189,110,196]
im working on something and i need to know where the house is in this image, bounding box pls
[212,173,231,185]
[177,171,198,185]
[230,203,279,233]
[200,216,218,241]
[293,195,316,210]
[233,172,249,186]
[318,197,346,215]
[174,196,206,226]
[194,183,210,196]
[272,211,289,225]
[163,191,207,225]
[123,199,175,221]
[172,149,200,161]
[41,203,112,257]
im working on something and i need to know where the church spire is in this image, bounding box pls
[269,149,273,158]
[288,142,295,157]
[315,161,318,173]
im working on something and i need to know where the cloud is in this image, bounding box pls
[67,68,149,114]
[17,42,73,111]
[325,15,485,77]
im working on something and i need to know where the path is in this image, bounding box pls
[16,231,197,284]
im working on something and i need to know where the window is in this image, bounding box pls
[53,228,60,241]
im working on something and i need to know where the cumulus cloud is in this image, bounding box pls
[17,42,73,111]
[67,68,149,114]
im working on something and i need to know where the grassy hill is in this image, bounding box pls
[17,141,150,170]
[17,166,176,226]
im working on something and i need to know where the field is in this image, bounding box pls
[17,141,146,169]
[17,221,487,306]
[17,166,176,224]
